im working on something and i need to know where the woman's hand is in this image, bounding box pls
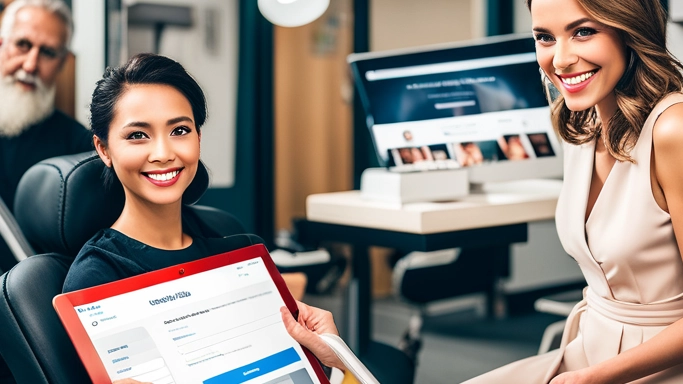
[549,368,598,384]
[280,301,345,371]
[112,379,150,384]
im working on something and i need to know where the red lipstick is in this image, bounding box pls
[557,70,598,94]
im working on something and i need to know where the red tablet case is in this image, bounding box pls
[54,244,330,384]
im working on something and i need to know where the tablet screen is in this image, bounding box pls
[71,256,322,384]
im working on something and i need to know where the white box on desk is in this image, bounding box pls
[360,167,469,204]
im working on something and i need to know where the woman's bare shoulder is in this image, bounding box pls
[652,103,683,199]
[653,102,683,153]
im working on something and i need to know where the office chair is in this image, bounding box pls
[391,247,507,362]
[534,288,584,354]
[0,152,249,384]
[0,196,34,269]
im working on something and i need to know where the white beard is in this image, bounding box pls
[0,70,56,138]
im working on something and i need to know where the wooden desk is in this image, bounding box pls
[297,179,562,353]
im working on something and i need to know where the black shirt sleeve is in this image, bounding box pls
[51,110,93,153]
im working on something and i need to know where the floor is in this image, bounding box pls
[304,291,565,384]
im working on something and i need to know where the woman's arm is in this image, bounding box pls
[552,103,683,384]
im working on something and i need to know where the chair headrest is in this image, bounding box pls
[14,152,210,256]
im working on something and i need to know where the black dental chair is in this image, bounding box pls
[0,196,34,273]
[0,152,249,384]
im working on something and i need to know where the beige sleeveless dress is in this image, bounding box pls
[464,93,683,384]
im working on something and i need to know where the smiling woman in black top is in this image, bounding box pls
[62,54,346,383]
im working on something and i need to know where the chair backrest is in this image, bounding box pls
[0,152,248,383]
[14,152,125,256]
[0,196,34,268]
[0,254,87,384]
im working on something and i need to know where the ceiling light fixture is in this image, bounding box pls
[257,0,330,28]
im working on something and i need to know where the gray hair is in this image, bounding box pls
[0,0,73,48]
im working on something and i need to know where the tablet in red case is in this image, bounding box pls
[54,244,330,384]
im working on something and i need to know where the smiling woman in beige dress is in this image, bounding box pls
[286,0,683,382]
[461,0,683,382]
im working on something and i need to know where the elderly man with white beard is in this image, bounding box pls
[0,0,91,213]
[0,0,91,272]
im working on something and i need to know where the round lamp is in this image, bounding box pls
[258,0,330,28]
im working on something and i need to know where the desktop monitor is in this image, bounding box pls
[348,34,563,184]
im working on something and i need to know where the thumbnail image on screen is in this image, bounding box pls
[527,132,556,157]
[452,140,507,167]
[388,143,456,170]
[498,134,530,161]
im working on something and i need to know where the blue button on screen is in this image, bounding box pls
[204,347,301,384]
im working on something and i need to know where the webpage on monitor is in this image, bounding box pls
[360,52,561,172]
[73,257,321,384]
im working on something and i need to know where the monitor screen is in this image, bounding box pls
[348,34,563,183]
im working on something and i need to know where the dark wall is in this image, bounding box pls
[352,0,376,189]
[487,0,514,36]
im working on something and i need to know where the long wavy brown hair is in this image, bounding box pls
[528,0,683,161]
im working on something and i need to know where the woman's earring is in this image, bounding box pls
[539,67,560,105]
[625,50,636,75]
[617,49,637,89]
